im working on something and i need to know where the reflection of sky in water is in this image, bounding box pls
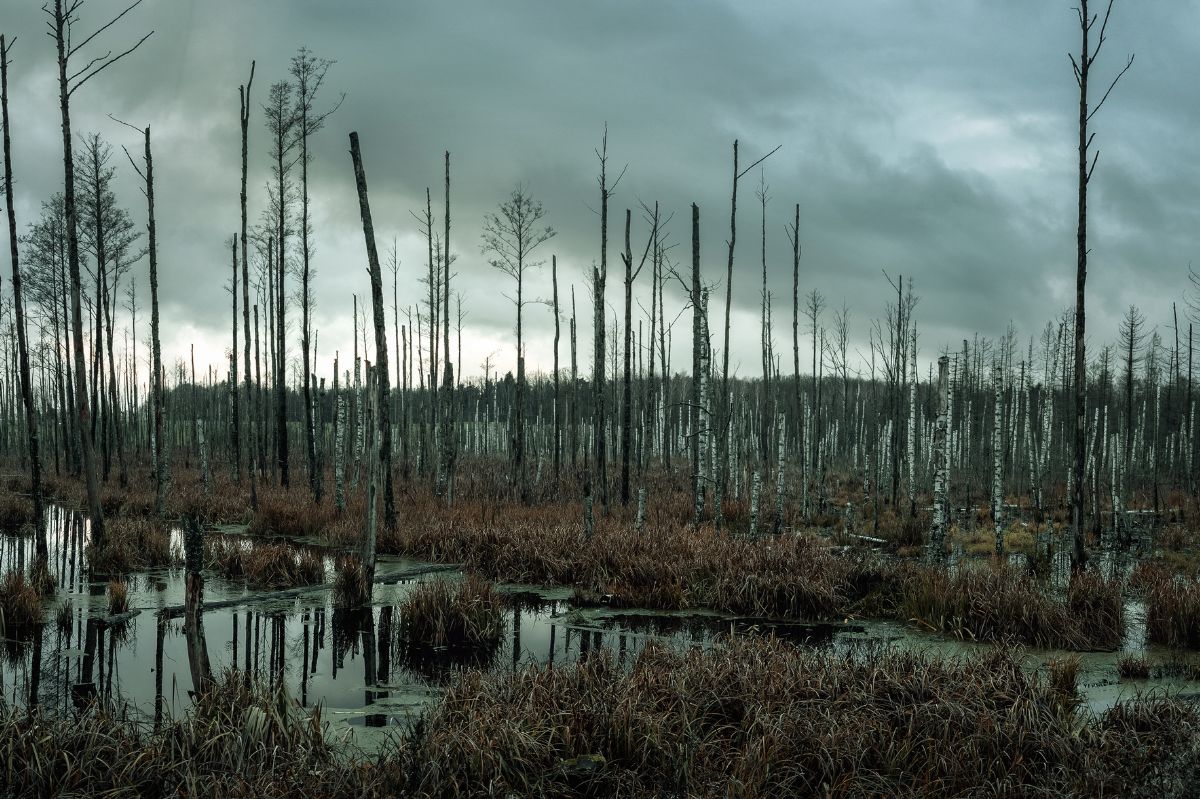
[2,506,1192,735]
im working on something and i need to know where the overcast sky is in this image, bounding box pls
[2,0,1197,384]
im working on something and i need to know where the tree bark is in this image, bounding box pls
[52,2,105,547]
[1,34,45,558]
[348,132,395,529]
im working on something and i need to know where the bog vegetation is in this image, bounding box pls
[0,0,1197,795]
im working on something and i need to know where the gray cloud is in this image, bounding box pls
[2,0,1195,383]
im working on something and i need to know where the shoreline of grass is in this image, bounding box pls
[0,469,1145,651]
[1,638,1195,798]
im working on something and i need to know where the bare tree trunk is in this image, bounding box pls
[349,132,395,529]
[621,209,633,506]
[593,128,611,511]
[439,151,456,503]
[1,34,45,560]
[1071,0,1133,570]
[930,355,950,557]
[240,63,256,507]
[552,255,561,481]
[993,361,1004,555]
[690,204,705,526]
[51,2,105,547]
[182,516,213,694]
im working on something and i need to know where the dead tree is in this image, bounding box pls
[592,127,620,511]
[240,61,256,506]
[620,203,657,505]
[48,0,152,546]
[116,118,164,514]
[264,79,296,486]
[551,254,561,480]
[439,151,456,502]
[481,184,555,502]
[291,47,340,502]
[930,355,950,557]
[1069,0,1133,570]
[348,132,395,531]
[717,140,780,527]
[2,34,46,559]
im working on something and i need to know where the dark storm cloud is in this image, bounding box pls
[2,0,1196,380]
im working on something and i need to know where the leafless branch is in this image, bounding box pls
[69,29,153,96]
[1087,53,1134,122]
[736,144,782,180]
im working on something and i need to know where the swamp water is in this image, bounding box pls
[1,506,1197,751]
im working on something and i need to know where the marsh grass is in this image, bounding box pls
[411,638,1199,798]
[399,574,503,651]
[1,640,1193,797]
[886,560,1122,650]
[333,554,369,607]
[206,538,325,589]
[1117,653,1152,679]
[0,671,401,798]
[88,518,175,575]
[0,570,41,633]
[1142,572,1200,650]
[0,493,34,532]
[106,579,129,616]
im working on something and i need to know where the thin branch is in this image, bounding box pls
[736,144,782,180]
[1087,53,1134,123]
[68,0,144,57]
[68,29,153,96]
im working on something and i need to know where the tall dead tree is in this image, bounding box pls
[348,132,395,531]
[592,127,620,511]
[265,79,296,486]
[2,34,46,559]
[716,141,780,527]
[481,184,555,502]
[620,203,657,505]
[239,61,256,505]
[116,117,165,514]
[291,47,340,501]
[48,0,152,546]
[551,254,561,480]
[439,151,456,501]
[1069,0,1133,570]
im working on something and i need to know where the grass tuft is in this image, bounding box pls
[399,575,504,651]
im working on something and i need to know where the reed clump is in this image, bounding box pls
[0,639,1196,796]
[0,570,42,633]
[1142,572,1200,650]
[206,539,325,589]
[410,638,1199,797]
[1117,653,1152,679]
[88,517,175,574]
[107,579,129,616]
[0,672,403,798]
[0,492,34,532]
[399,575,504,650]
[892,560,1120,650]
[333,554,369,607]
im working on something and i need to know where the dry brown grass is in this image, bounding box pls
[0,628,1195,796]
[888,560,1123,650]
[1142,572,1200,650]
[206,538,326,589]
[410,638,1199,798]
[106,579,129,616]
[1117,653,1152,679]
[0,672,403,798]
[333,554,369,607]
[88,517,175,575]
[0,570,42,633]
[399,575,504,650]
[0,492,35,531]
